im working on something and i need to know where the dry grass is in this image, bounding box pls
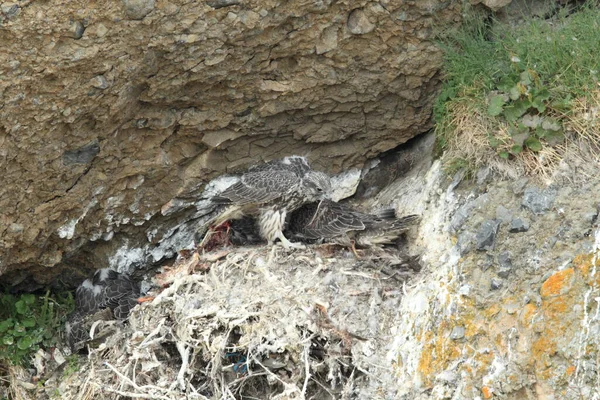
[443,91,600,183]
[25,244,419,400]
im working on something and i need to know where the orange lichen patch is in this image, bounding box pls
[566,365,576,377]
[544,296,571,317]
[519,304,537,328]
[574,253,593,275]
[540,268,574,298]
[484,304,501,319]
[417,326,463,386]
[574,253,600,286]
[532,336,556,359]
[482,386,493,399]
[474,350,495,368]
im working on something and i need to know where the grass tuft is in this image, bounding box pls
[436,3,600,180]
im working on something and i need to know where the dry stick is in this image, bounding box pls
[226,371,268,387]
[140,318,166,347]
[77,362,95,400]
[104,361,177,397]
[98,385,171,400]
[252,357,301,396]
[301,342,311,397]
[173,342,190,391]
[310,376,336,398]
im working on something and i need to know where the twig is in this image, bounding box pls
[104,361,177,396]
[97,385,172,400]
[301,342,311,397]
[173,342,190,391]
[140,318,166,347]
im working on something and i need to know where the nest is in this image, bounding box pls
[42,244,420,399]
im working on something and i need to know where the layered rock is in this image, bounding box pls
[0,0,460,286]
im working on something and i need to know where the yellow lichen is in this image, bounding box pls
[482,386,493,399]
[533,337,556,359]
[520,303,537,328]
[566,365,576,376]
[484,304,501,319]
[417,321,464,386]
[540,268,574,298]
[574,252,600,287]
[545,297,570,317]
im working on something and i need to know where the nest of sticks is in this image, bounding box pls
[36,242,420,400]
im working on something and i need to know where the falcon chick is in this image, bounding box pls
[209,156,331,248]
[287,199,419,248]
[66,269,141,349]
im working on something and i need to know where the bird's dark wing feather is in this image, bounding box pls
[214,170,299,205]
[101,276,140,311]
[75,282,103,314]
[386,214,420,231]
[300,200,366,239]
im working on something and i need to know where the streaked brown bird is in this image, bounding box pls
[286,200,419,251]
[208,156,331,249]
[66,269,141,350]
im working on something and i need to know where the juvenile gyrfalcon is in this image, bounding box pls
[286,199,419,248]
[66,269,141,349]
[209,156,331,248]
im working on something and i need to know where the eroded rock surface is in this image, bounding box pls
[0,0,460,286]
[387,162,600,399]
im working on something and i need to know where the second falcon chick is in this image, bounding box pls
[286,199,419,248]
[66,269,141,350]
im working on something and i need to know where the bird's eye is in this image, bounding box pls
[317,187,323,192]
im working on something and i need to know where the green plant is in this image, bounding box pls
[62,354,81,378]
[435,2,600,169]
[487,68,565,158]
[0,291,74,367]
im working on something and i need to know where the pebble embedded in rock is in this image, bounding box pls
[121,0,155,20]
[490,278,503,290]
[512,177,529,195]
[347,9,375,35]
[496,205,512,224]
[95,23,109,38]
[62,141,100,165]
[206,0,240,9]
[90,75,109,89]
[476,220,500,251]
[1,3,19,18]
[497,251,512,278]
[456,231,476,255]
[450,200,477,233]
[450,326,465,340]
[70,21,85,39]
[482,0,512,11]
[509,218,529,233]
[476,166,491,185]
[522,186,556,214]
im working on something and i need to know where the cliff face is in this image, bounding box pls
[383,161,600,399]
[0,0,460,286]
[12,133,599,400]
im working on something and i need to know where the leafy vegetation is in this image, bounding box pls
[0,291,74,367]
[435,3,600,172]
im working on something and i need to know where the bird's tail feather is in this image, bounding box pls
[206,196,233,204]
[374,208,396,220]
[389,214,420,230]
